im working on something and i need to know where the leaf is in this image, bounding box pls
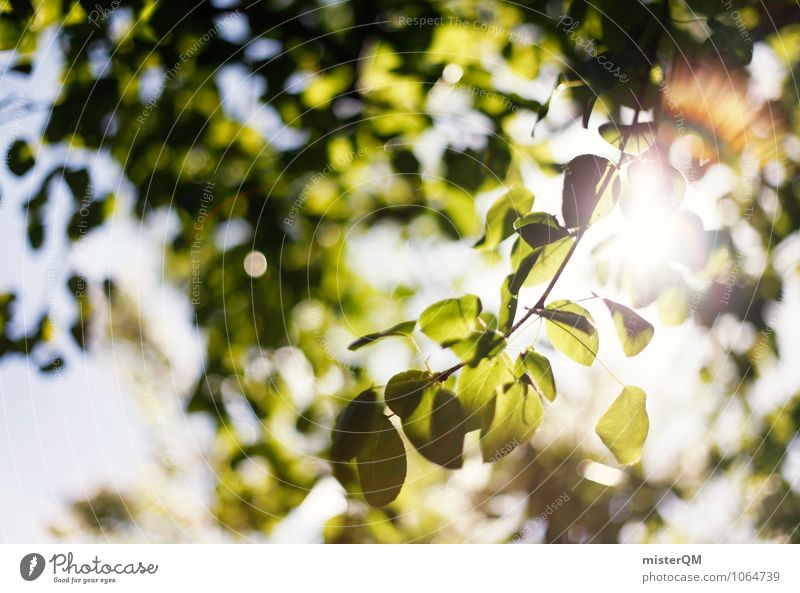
[542,300,598,366]
[401,388,467,469]
[450,329,506,365]
[331,389,382,462]
[419,295,482,346]
[562,154,619,229]
[520,349,556,402]
[356,415,407,506]
[512,236,574,287]
[7,139,35,176]
[384,370,437,418]
[601,298,654,357]
[480,381,543,462]
[595,386,649,465]
[499,275,518,334]
[474,187,534,249]
[599,122,658,155]
[514,212,570,249]
[64,168,91,203]
[348,320,416,351]
[457,353,515,432]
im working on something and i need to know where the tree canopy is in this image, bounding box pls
[2,0,800,543]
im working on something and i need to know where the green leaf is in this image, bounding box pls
[384,370,437,418]
[511,236,574,287]
[499,275,518,334]
[401,388,467,469]
[419,295,482,346]
[6,139,35,176]
[474,187,534,249]
[348,320,416,351]
[562,154,619,229]
[356,415,407,506]
[480,381,543,462]
[601,298,654,357]
[514,212,570,249]
[457,353,515,432]
[520,349,556,402]
[595,386,649,465]
[542,300,598,366]
[450,329,506,365]
[599,122,658,155]
[331,389,382,462]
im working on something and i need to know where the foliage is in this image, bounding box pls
[1,0,799,542]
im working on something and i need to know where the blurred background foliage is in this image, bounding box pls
[1,0,800,542]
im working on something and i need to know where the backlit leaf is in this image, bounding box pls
[457,353,515,432]
[475,187,534,249]
[419,295,482,346]
[480,381,543,462]
[599,121,658,155]
[511,236,573,287]
[520,349,556,402]
[602,298,654,357]
[595,386,649,465]
[450,329,506,365]
[542,300,598,366]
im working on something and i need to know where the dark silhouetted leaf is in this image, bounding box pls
[331,389,381,462]
[562,154,619,229]
[7,139,35,176]
[384,370,437,418]
[402,388,466,468]
[356,415,407,506]
[348,320,416,351]
[514,212,570,249]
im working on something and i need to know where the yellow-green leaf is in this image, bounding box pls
[595,386,649,465]
[419,295,482,346]
[480,381,543,462]
[542,300,598,366]
[520,349,556,402]
[602,298,654,357]
[457,353,515,432]
[475,187,534,249]
[599,121,658,155]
